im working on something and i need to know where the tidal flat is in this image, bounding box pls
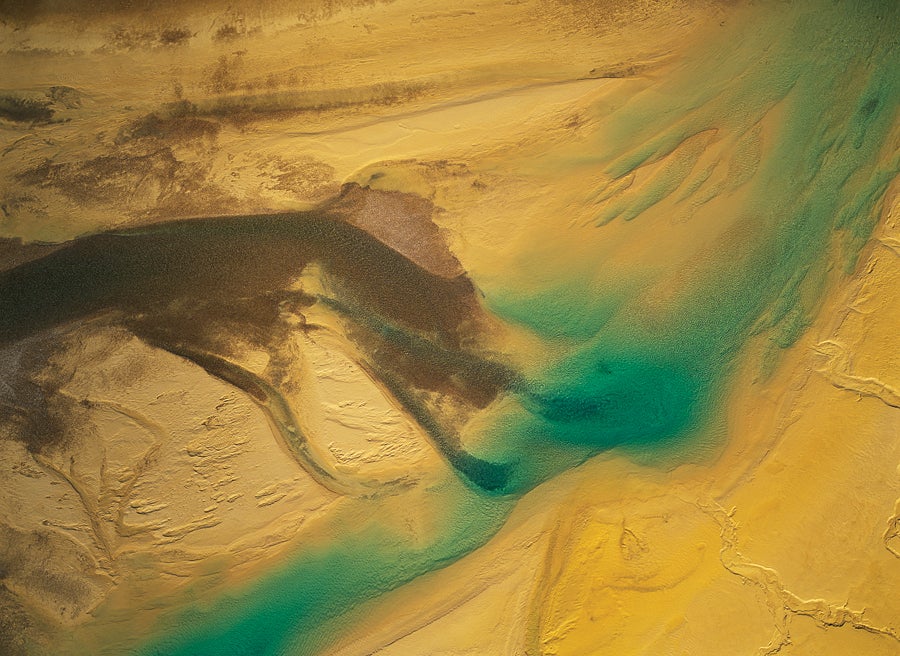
[0,1,898,655]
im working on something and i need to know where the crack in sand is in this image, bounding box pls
[882,499,900,559]
[86,399,174,540]
[32,453,116,574]
[814,340,900,409]
[700,501,900,655]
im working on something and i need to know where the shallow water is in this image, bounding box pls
[3,2,897,654]
[475,0,900,492]
[142,3,898,652]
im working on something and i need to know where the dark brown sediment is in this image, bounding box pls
[0,95,54,123]
[0,0,390,22]
[0,185,515,490]
[0,237,64,272]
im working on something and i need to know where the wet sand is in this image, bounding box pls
[1,1,898,655]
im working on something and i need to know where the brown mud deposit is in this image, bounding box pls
[1,1,897,654]
[0,184,515,495]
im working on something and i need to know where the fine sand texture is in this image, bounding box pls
[1,1,898,655]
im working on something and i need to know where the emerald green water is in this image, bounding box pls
[474,0,900,491]
[139,2,898,654]
[142,479,513,656]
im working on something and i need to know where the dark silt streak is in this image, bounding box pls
[140,338,359,496]
[319,295,518,492]
[362,355,513,494]
[0,191,515,493]
[0,237,65,273]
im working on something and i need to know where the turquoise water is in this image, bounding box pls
[474,0,900,492]
[138,2,899,654]
[143,481,514,656]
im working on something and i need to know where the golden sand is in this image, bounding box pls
[1,1,897,654]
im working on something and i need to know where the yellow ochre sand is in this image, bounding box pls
[326,190,900,656]
[0,1,898,655]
